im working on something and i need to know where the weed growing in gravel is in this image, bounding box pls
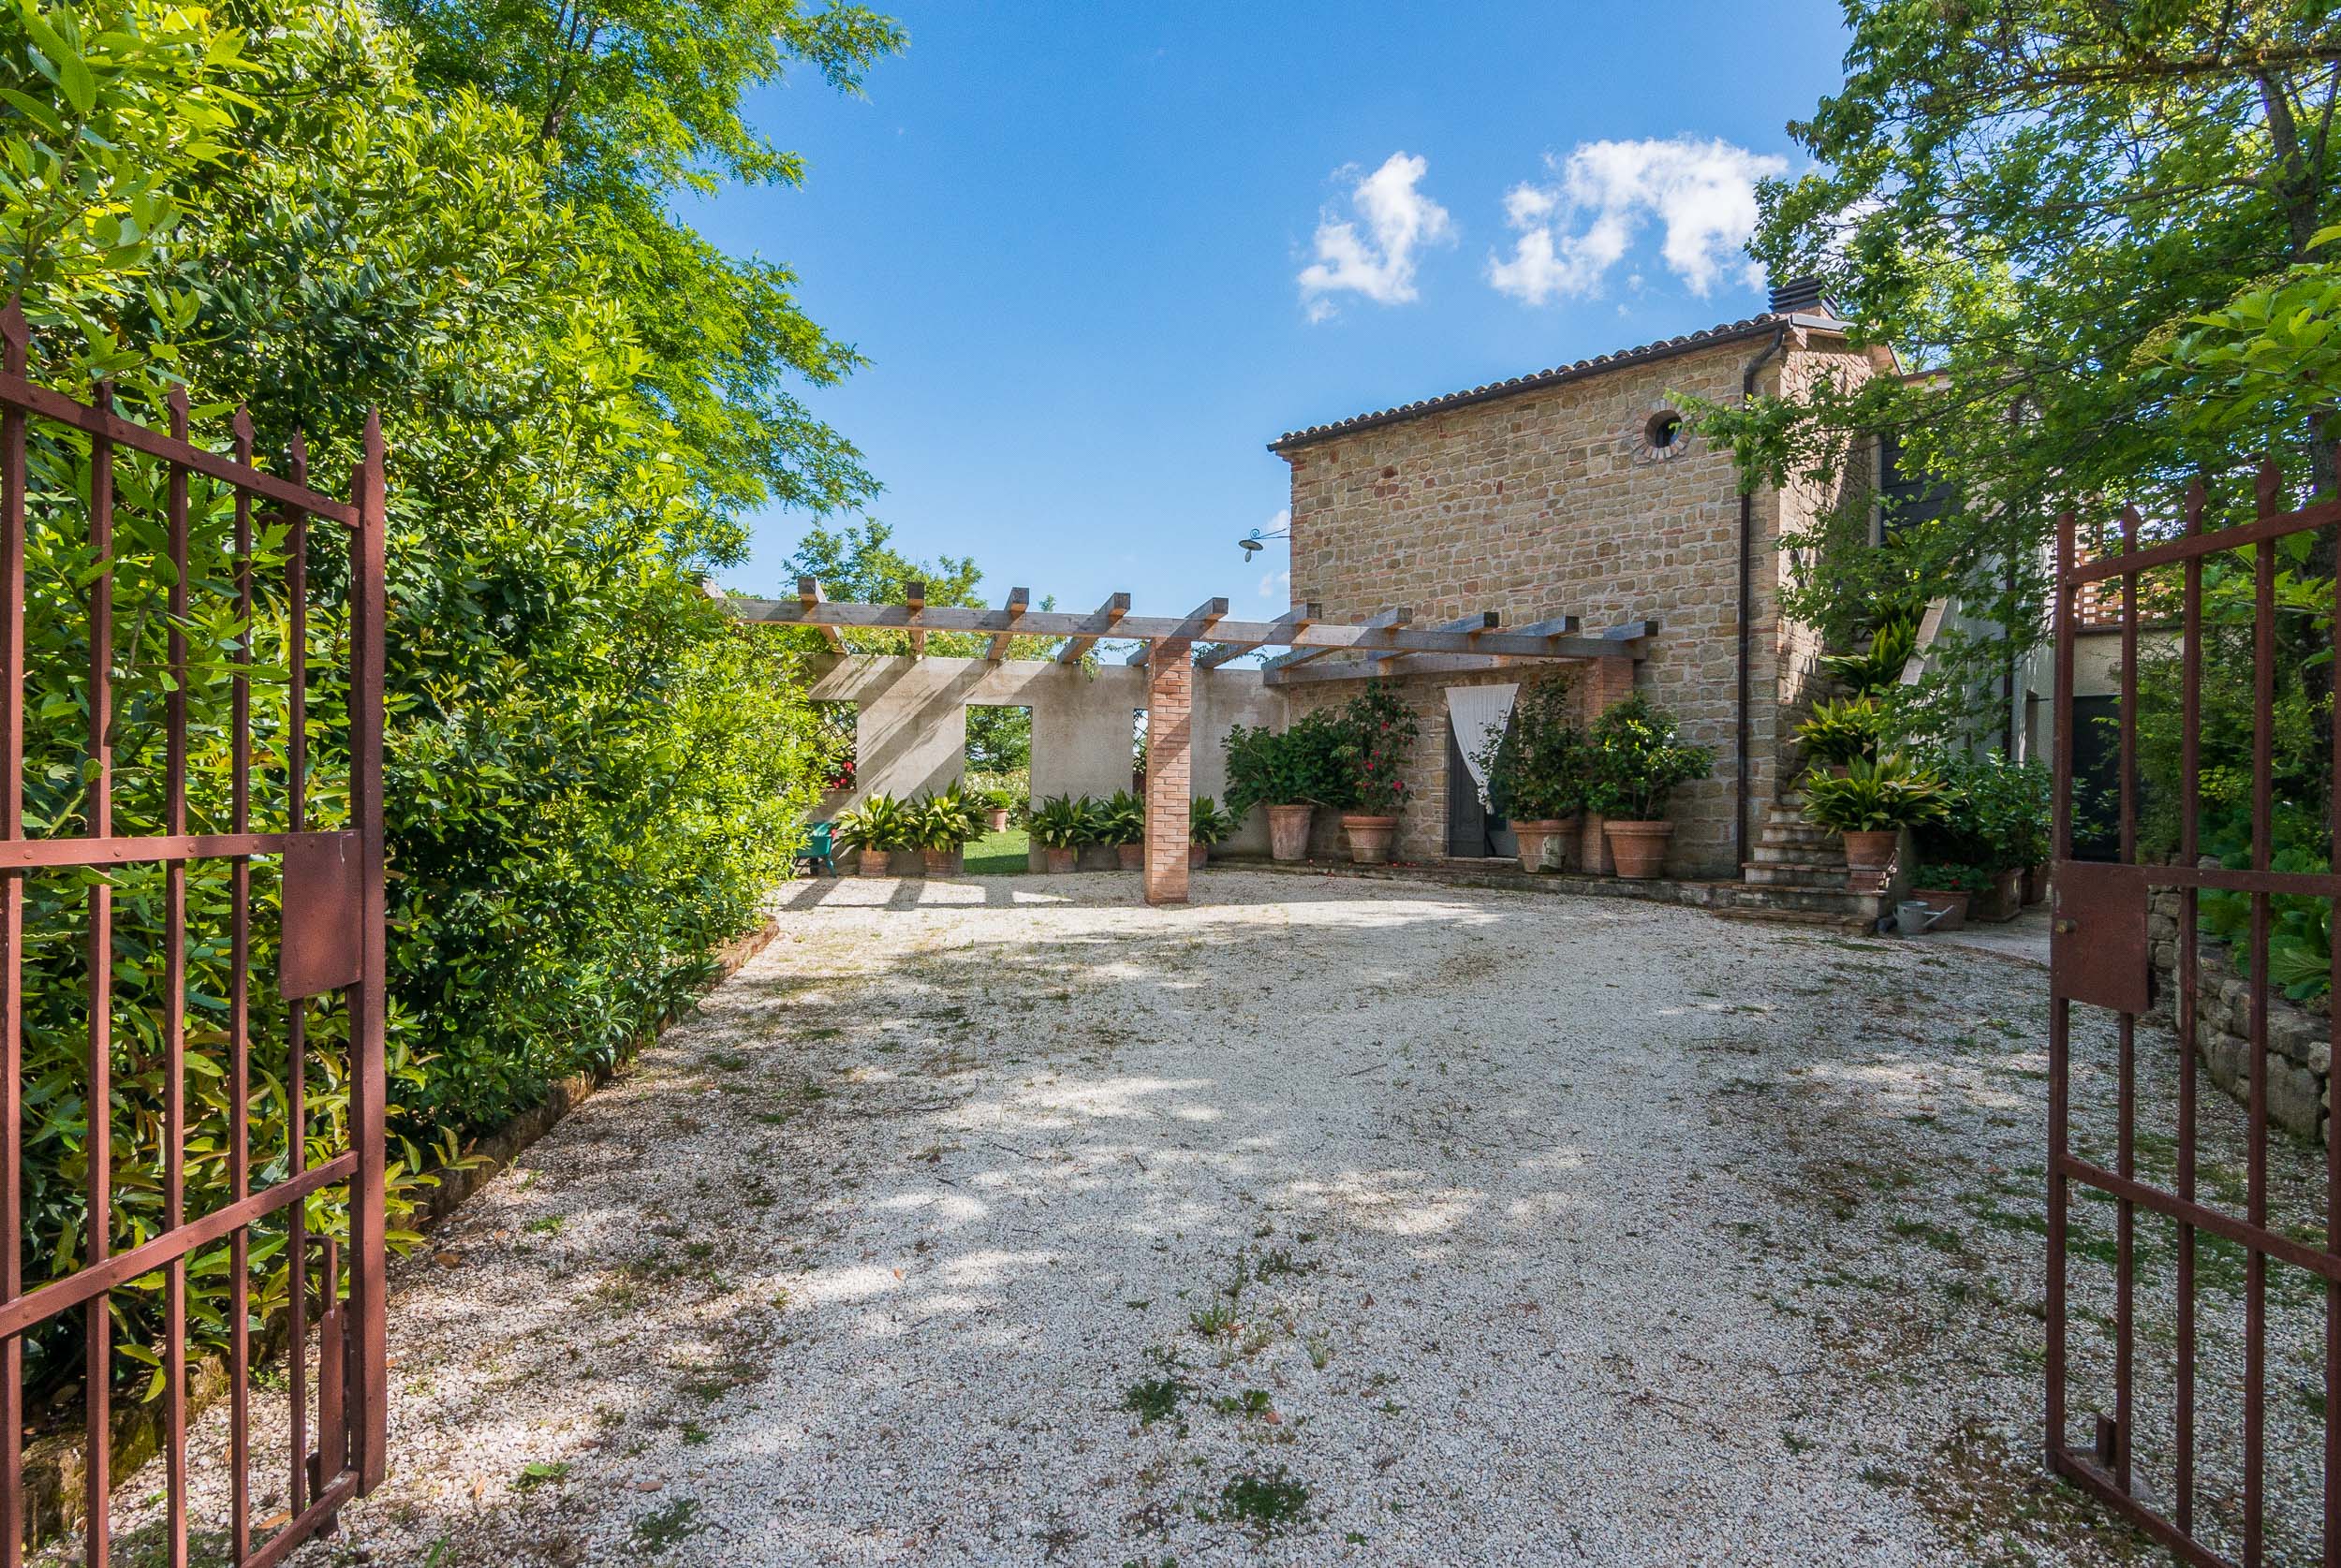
[631,1499,706,1550]
[1189,1298,1238,1339]
[513,1460,571,1490]
[1122,1375,1193,1428]
[1209,1388,1274,1419]
[1203,1465,1311,1537]
[1303,1331,1333,1370]
[708,1050,751,1071]
[523,1216,564,1236]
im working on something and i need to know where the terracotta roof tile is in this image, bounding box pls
[1268,314,1806,452]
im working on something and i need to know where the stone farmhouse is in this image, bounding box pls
[1269,279,1922,891]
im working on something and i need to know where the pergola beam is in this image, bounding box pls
[1126,596,1229,667]
[1263,635,1649,685]
[1368,609,1496,665]
[732,597,1639,662]
[1196,601,1319,670]
[1054,591,1131,665]
[985,586,1030,661]
[795,577,847,653]
[1260,605,1413,670]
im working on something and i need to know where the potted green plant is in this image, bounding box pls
[913,785,987,875]
[1224,710,1349,863]
[833,792,915,877]
[1792,695,1890,774]
[1583,695,1713,879]
[1920,753,2049,919]
[980,786,1014,833]
[1332,681,1418,864]
[1189,796,1235,869]
[1025,793,1089,874]
[1802,754,1950,885]
[1099,788,1147,871]
[1478,675,1586,873]
[1908,861,1991,931]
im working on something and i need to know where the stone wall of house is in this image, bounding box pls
[1277,325,1878,877]
[2146,887,2331,1141]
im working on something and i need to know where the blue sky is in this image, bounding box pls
[685,1,1853,620]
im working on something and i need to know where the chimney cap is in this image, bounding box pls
[1767,275,1844,319]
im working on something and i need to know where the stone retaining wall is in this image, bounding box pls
[2146,887,2331,1141]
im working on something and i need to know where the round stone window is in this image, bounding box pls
[1636,409,1690,464]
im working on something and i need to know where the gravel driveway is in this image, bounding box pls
[78,871,2327,1565]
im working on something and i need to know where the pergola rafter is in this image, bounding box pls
[728,592,1650,666]
[1055,591,1131,665]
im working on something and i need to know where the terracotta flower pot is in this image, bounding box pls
[1266,803,1313,862]
[1042,845,1078,874]
[1510,818,1575,874]
[1908,888,1969,931]
[1116,842,1145,871]
[1975,866,2024,922]
[1603,820,1672,880]
[1841,829,1899,877]
[1341,813,1398,865]
[921,847,961,876]
[1189,843,1209,870]
[986,808,1011,832]
[856,847,891,878]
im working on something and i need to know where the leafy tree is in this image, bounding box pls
[1698,1,2341,738]
[0,0,884,1408]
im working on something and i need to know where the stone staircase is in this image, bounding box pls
[1728,790,1895,929]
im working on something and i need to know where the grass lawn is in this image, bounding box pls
[962,826,1029,874]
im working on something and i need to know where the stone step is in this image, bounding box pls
[1746,843,1842,869]
[1713,881,1893,929]
[1741,861,1854,888]
[1758,824,1839,848]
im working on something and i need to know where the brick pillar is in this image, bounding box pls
[1581,655,1640,875]
[1144,641,1193,905]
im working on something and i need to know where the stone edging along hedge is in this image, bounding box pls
[20,916,783,1549]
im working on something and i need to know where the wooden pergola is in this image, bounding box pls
[724,579,1655,681]
[723,581,1654,904]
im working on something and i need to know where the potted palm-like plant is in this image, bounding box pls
[1099,788,1147,871]
[833,792,915,877]
[913,785,987,875]
[1026,794,1089,873]
[1802,754,1950,886]
[1189,797,1235,869]
[1332,681,1417,864]
[1583,695,1713,879]
[1793,695,1890,775]
[1478,675,1586,872]
[1224,710,1348,862]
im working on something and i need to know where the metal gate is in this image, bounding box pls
[2048,464,2341,1564]
[0,303,387,1565]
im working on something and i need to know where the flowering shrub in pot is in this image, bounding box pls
[1583,696,1713,879]
[1916,753,2049,920]
[1332,681,1418,864]
[1224,710,1350,862]
[1478,675,1587,872]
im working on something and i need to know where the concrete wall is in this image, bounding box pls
[805,654,1282,858]
[1276,324,1882,878]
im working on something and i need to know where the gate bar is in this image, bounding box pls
[0,300,23,1568]
[85,377,115,1568]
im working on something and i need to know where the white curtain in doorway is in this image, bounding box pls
[1446,684,1518,810]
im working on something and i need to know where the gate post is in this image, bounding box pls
[347,410,390,1489]
[1144,641,1193,905]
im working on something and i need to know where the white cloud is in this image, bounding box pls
[1489,136,1786,304]
[1298,153,1454,322]
[1257,567,1290,601]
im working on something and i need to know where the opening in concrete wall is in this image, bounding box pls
[1131,708,1148,795]
[964,704,1032,810]
[814,700,858,797]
